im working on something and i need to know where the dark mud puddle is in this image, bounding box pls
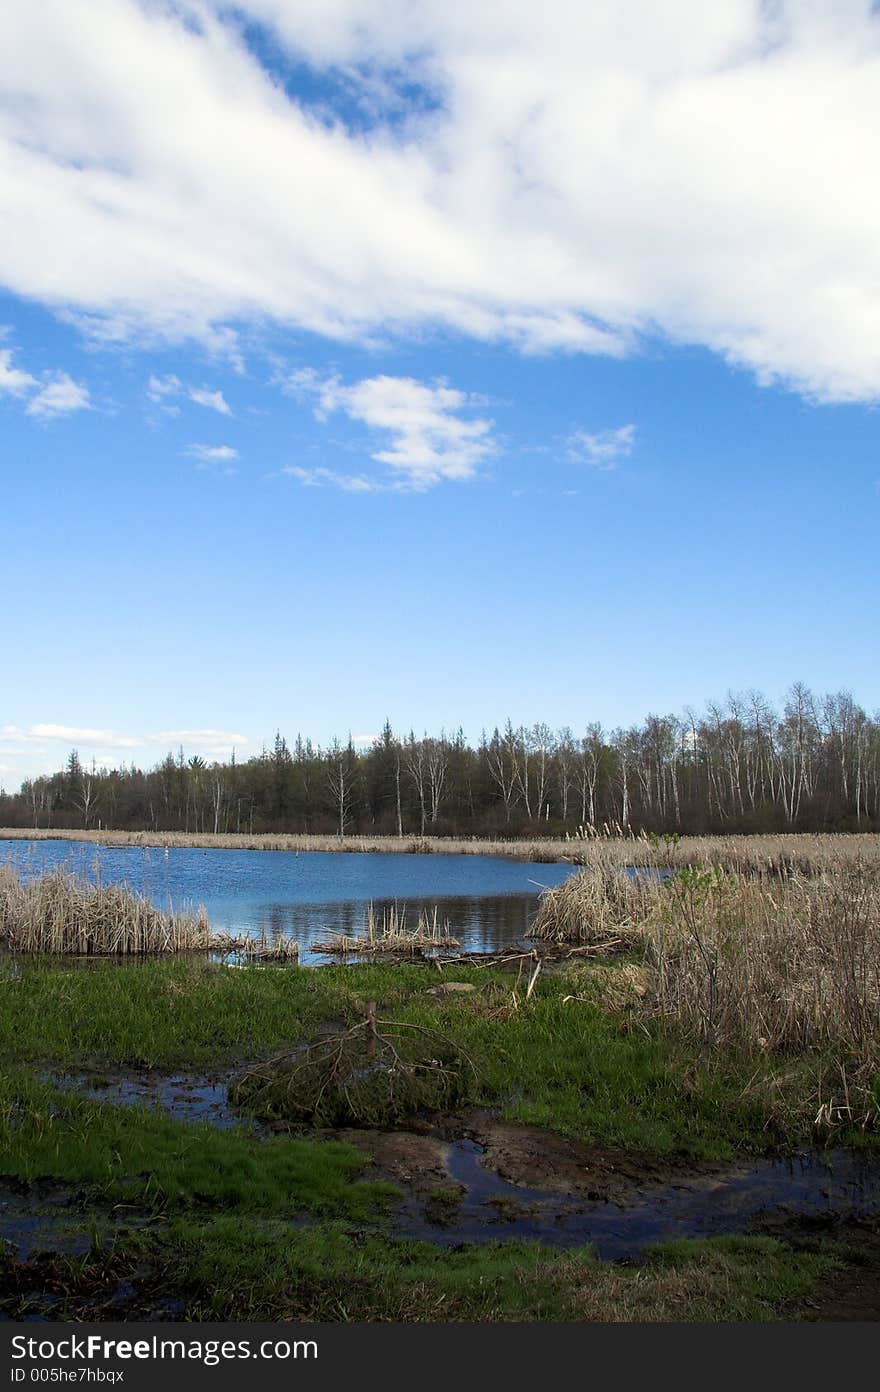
[50,1071,252,1130]
[397,1138,880,1259]
[0,1179,156,1267]
[0,1187,99,1261]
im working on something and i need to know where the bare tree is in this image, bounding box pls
[485,723,518,824]
[326,739,357,837]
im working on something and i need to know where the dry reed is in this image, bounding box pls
[312,903,460,956]
[534,857,880,1124]
[0,864,298,959]
[647,866,880,1064]
[209,931,300,963]
[529,866,664,947]
[0,864,214,955]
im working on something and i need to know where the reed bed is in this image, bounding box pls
[2,826,877,874]
[0,864,215,956]
[312,903,460,956]
[533,858,880,1123]
[0,864,301,959]
[0,826,578,862]
[647,866,880,1064]
[529,866,664,947]
[559,829,880,877]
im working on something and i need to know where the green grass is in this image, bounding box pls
[0,1218,841,1322]
[0,1069,391,1219]
[159,1220,837,1322]
[0,957,870,1322]
[0,956,371,1068]
[0,956,872,1155]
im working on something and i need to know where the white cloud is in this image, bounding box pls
[0,725,42,744]
[146,730,248,760]
[148,375,232,417]
[0,345,89,418]
[289,370,495,488]
[282,464,379,492]
[25,372,91,419]
[567,424,636,470]
[2,723,139,748]
[146,373,182,416]
[184,443,239,463]
[147,373,181,401]
[31,724,139,748]
[189,386,232,415]
[0,723,250,775]
[1,4,880,398]
[0,347,38,397]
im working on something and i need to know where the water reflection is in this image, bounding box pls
[0,839,576,964]
[240,894,540,962]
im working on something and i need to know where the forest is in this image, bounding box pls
[2,684,878,838]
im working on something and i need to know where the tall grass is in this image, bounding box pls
[649,867,880,1064]
[531,858,880,1125]
[0,865,212,955]
[529,866,663,947]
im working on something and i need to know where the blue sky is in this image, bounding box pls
[1,1,879,785]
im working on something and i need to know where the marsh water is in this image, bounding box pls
[405,1139,880,1258]
[0,838,577,962]
[14,1064,880,1260]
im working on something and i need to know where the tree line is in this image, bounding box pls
[2,685,879,838]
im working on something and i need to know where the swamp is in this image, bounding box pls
[2,831,880,1322]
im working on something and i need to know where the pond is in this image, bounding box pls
[0,838,578,963]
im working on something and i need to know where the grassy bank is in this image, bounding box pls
[1,953,875,1154]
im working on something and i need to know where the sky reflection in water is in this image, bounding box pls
[0,839,578,963]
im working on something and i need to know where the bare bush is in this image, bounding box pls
[230,1012,474,1126]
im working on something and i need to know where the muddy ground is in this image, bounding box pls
[5,1070,880,1319]
[331,1109,718,1202]
[326,1110,880,1259]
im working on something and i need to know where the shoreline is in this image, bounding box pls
[0,825,877,871]
[0,826,588,862]
[1,824,880,857]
